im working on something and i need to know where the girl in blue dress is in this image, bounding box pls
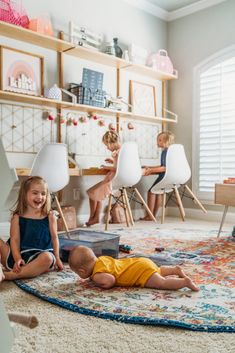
[141,131,175,220]
[0,176,63,281]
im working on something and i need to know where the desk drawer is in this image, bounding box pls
[215,183,235,206]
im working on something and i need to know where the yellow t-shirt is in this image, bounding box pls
[92,256,160,287]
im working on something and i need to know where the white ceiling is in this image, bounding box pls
[123,0,227,21]
[147,0,202,12]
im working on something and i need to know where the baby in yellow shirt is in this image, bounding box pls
[69,246,199,291]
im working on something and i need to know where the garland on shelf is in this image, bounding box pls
[46,112,136,131]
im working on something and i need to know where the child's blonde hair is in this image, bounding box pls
[157,131,174,147]
[102,131,119,147]
[12,176,51,216]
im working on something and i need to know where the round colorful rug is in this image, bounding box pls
[15,232,235,332]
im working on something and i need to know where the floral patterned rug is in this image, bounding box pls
[15,227,235,332]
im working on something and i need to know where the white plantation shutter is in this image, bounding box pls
[193,50,235,201]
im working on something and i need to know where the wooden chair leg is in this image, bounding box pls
[105,194,113,231]
[174,186,185,221]
[134,188,157,222]
[54,195,70,236]
[123,188,134,226]
[217,205,228,238]
[161,193,166,224]
[184,185,207,213]
[121,189,130,227]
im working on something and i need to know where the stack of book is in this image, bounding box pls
[223,177,235,184]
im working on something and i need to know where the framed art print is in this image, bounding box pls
[0,46,44,96]
[130,80,156,117]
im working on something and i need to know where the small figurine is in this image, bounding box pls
[98,119,105,127]
[108,123,116,131]
[119,244,133,253]
[127,122,134,130]
[48,113,55,121]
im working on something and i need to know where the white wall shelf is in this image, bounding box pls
[0,21,177,81]
[0,91,177,124]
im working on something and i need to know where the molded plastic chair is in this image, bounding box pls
[105,141,156,230]
[0,138,18,211]
[0,298,39,353]
[30,143,70,232]
[151,144,207,223]
[0,299,15,353]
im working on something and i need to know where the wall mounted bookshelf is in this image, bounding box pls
[0,20,178,134]
[0,90,177,124]
[0,21,177,81]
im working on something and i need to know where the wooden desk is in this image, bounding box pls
[16,167,107,177]
[215,183,235,237]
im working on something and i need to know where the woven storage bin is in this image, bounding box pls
[69,83,105,107]
[0,0,29,27]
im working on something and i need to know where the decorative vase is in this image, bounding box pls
[44,84,62,100]
[28,14,53,36]
[104,41,115,56]
[124,50,129,62]
[113,38,123,58]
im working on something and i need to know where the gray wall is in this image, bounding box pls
[1,0,167,222]
[167,0,235,209]
[2,0,234,222]
[23,0,167,51]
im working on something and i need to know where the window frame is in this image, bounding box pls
[192,45,235,202]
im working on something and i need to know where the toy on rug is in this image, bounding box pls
[8,313,39,329]
[232,226,235,238]
[119,244,133,253]
[155,247,165,252]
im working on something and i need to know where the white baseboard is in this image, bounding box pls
[167,206,235,223]
[1,208,233,238]
[76,209,145,225]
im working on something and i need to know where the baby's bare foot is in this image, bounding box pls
[185,276,200,291]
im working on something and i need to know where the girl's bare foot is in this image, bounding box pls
[85,217,99,227]
[2,270,17,281]
[0,267,5,282]
[139,216,153,221]
[185,276,200,291]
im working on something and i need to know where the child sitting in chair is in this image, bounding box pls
[69,246,200,291]
[141,130,175,220]
[85,131,121,227]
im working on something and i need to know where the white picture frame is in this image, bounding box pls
[0,46,44,96]
[130,80,156,117]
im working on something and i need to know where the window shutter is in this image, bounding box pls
[197,56,235,199]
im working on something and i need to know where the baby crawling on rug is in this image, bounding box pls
[69,246,200,291]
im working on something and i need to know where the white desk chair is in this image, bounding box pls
[0,138,18,211]
[0,298,39,353]
[105,142,156,230]
[30,143,70,233]
[151,144,207,223]
[0,299,15,353]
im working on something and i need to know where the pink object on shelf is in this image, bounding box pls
[146,49,174,74]
[28,14,53,36]
[0,0,29,28]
